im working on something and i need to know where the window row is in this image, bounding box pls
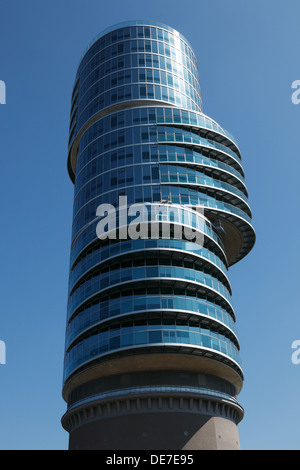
[76,125,240,180]
[77,128,157,172]
[75,148,241,203]
[63,322,241,381]
[77,24,197,86]
[65,293,236,349]
[77,111,157,155]
[70,256,229,298]
[75,106,237,155]
[75,145,160,192]
[73,164,159,215]
[71,184,251,243]
[73,164,247,218]
[67,265,233,320]
[158,146,244,185]
[159,165,247,202]
[68,238,228,295]
[69,210,224,270]
[157,127,241,166]
[74,83,201,136]
[78,48,200,102]
[77,66,201,115]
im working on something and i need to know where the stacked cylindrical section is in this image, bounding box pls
[62,21,255,450]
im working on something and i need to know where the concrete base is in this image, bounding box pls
[182,416,240,450]
[68,411,240,450]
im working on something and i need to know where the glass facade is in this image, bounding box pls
[62,21,255,445]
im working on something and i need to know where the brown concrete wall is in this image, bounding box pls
[182,417,240,450]
[68,412,240,450]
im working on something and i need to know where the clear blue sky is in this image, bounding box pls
[0,0,299,450]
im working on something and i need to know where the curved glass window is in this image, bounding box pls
[65,293,237,348]
[71,184,252,242]
[67,264,233,320]
[75,116,241,174]
[159,165,248,204]
[76,22,197,74]
[157,126,241,165]
[157,145,245,186]
[69,209,225,270]
[63,319,241,382]
[73,163,248,219]
[68,238,229,294]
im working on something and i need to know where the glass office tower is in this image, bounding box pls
[61,21,255,450]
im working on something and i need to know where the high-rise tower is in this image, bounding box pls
[61,21,255,450]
